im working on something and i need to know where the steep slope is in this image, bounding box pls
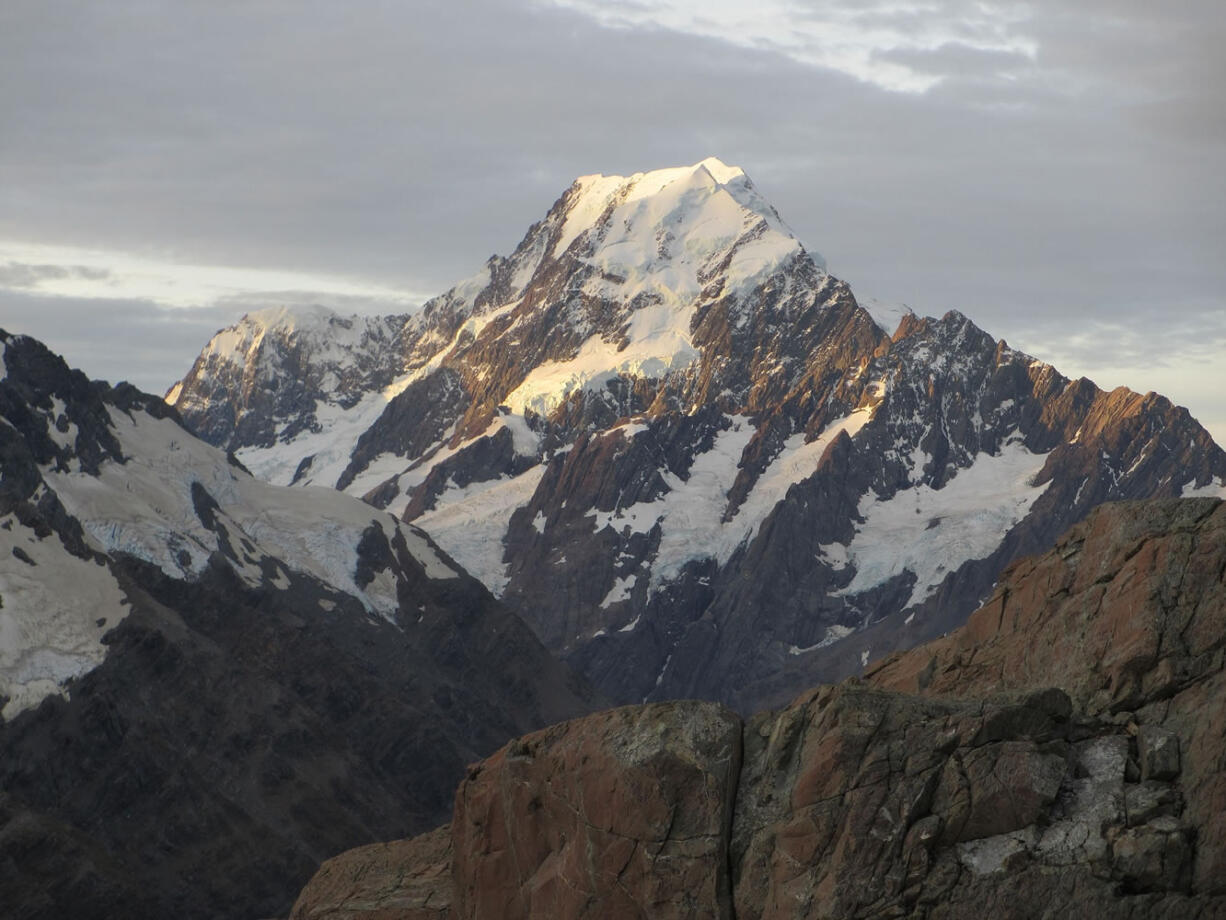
[291,498,1226,920]
[169,158,1226,713]
[0,330,597,919]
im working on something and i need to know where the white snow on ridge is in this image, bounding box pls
[860,298,914,335]
[181,305,395,385]
[506,158,812,417]
[593,409,873,592]
[343,411,539,516]
[6,394,470,718]
[840,440,1051,608]
[505,302,701,416]
[412,464,549,596]
[47,409,456,621]
[237,372,420,487]
[0,516,130,720]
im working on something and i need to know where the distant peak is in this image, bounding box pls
[240,303,340,328]
[552,157,807,269]
[572,157,746,198]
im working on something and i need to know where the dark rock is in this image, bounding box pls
[0,337,601,920]
[1139,725,1182,781]
[1113,819,1193,892]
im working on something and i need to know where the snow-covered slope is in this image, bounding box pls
[1,341,460,718]
[168,158,1226,713]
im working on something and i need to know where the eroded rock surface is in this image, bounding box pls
[290,825,452,920]
[451,701,741,920]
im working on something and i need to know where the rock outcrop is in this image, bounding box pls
[292,498,1226,918]
[289,825,453,920]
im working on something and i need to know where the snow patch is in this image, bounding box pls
[787,624,854,656]
[601,574,638,609]
[840,441,1051,608]
[44,398,78,453]
[1181,476,1226,499]
[412,465,548,596]
[592,410,872,592]
[47,410,457,624]
[0,517,130,719]
[504,302,700,417]
[860,298,914,335]
[492,411,541,457]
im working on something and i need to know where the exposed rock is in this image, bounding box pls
[1139,726,1181,781]
[1111,818,1194,893]
[450,701,741,920]
[867,498,1226,893]
[289,825,452,920]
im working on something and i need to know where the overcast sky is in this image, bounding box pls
[2,0,1223,443]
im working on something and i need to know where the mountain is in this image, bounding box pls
[0,329,598,919]
[290,497,1226,920]
[169,158,1226,713]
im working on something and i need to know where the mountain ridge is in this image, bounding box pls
[167,158,1226,713]
[0,329,599,918]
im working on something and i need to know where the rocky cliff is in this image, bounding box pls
[291,497,1226,919]
[0,330,598,919]
[169,159,1226,714]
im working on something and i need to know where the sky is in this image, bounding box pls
[1,0,1223,443]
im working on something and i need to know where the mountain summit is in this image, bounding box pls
[169,160,1226,712]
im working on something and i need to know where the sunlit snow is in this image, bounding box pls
[506,158,811,416]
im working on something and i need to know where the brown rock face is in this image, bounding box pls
[867,497,1226,899]
[289,825,452,920]
[293,499,1226,919]
[451,701,741,920]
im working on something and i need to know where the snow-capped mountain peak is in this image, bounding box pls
[168,160,1226,715]
[554,156,812,279]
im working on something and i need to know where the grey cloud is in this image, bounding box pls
[872,43,1034,80]
[0,262,112,288]
[0,291,244,395]
[209,290,418,315]
[0,0,1222,436]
